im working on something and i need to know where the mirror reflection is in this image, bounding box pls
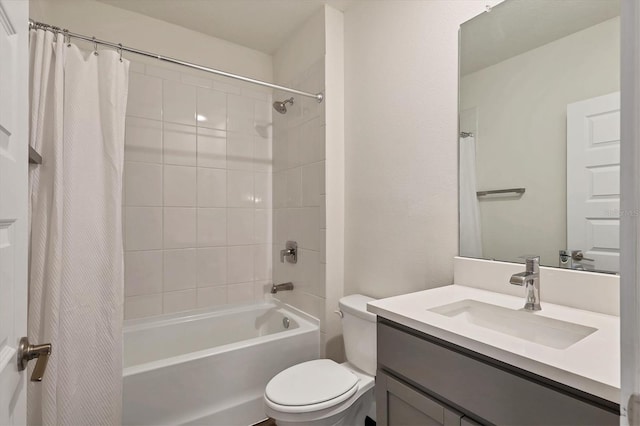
[459,0,621,273]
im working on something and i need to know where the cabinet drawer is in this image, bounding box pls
[378,322,618,426]
[377,371,463,426]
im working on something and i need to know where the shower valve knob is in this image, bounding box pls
[17,337,52,382]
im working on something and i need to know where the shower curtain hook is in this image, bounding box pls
[118,43,123,62]
[92,37,98,56]
[63,29,71,47]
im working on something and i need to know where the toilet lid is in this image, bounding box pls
[265,359,359,407]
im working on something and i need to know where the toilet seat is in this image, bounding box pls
[264,360,359,414]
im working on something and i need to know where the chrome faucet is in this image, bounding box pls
[509,256,541,311]
[271,282,294,294]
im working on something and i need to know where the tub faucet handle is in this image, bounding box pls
[280,241,297,264]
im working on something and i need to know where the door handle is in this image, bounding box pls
[571,250,594,262]
[17,337,52,382]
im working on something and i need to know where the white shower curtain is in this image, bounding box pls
[459,136,483,258]
[28,29,129,426]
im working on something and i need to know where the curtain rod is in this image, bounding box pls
[28,19,324,103]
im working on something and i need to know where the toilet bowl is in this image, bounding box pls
[264,295,377,426]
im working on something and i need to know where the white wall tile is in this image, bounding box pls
[298,249,321,297]
[287,126,301,168]
[254,244,271,281]
[302,162,322,207]
[197,87,226,130]
[254,172,272,208]
[127,73,162,120]
[300,207,320,251]
[213,80,242,95]
[273,172,286,209]
[272,131,287,172]
[300,118,325,164]
[254,136,272,172]
[227,170,254,207]
[285,97,303,128]
[164,123,197,166]
[197,286,227,308]
[274,209,287,245]
[163,289,197,313]
[245,89,269,102]
[146,65,180,82]
[163,80,196,125]
[197,208,227,247]
[163,207,197,249]
[197,128,227,169]
[124,207,162,250]
[124,64,275,317]
[125,294,163,320]
[254,100,271,138]
[227,209,254,245]
[163,249,197,291]
[125,162,162,206]
[227,282,255,305]
[254,281,270,302]
[286,168,302,207]
[164,165,196,207]
[227,94,254,134]
[124,251,163,296]
[197,247,227,286]
[254,209,271,244]
[125,117,162,163]
[182,73,213,89]
[227,132,254,171]
[197,168,226,207]
[227,246,254,283]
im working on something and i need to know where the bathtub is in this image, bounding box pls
[122,302,320,426]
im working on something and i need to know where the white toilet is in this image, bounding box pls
[264,294,377,426]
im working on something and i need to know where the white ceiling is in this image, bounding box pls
[461,0,620,76]
[97,0,353,54]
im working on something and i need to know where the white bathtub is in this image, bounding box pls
[122,302,320,426]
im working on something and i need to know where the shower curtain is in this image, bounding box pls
[28,29,129,425]
[459,136,483,258]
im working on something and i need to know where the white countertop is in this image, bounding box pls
[367,284,620,403]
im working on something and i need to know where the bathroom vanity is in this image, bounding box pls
[368,279,620,426]
[375,319,617,425]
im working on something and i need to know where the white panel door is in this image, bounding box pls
[0,1,29,425]
[567,92,620,273]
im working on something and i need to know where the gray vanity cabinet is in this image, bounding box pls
[376,319,619,426]
[377,371,464,426]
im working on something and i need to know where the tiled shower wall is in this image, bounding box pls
[272,59,328,353]
[123,62,272,319]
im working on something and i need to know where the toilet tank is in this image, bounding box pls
[339,294,377,376]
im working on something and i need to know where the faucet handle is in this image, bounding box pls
[518,255,540,273]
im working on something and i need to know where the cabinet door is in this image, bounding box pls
[461,417,483,426]
[377,371,463,426]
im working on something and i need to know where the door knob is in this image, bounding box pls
[17,337,52,382]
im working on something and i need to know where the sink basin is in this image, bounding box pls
[428,299,597,349]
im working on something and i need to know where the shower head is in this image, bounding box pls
[273,97,294,114]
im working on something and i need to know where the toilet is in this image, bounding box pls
[264,294,377,426]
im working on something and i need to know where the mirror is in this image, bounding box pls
[458,0,620,273]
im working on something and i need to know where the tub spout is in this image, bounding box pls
[271,282,294,294]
